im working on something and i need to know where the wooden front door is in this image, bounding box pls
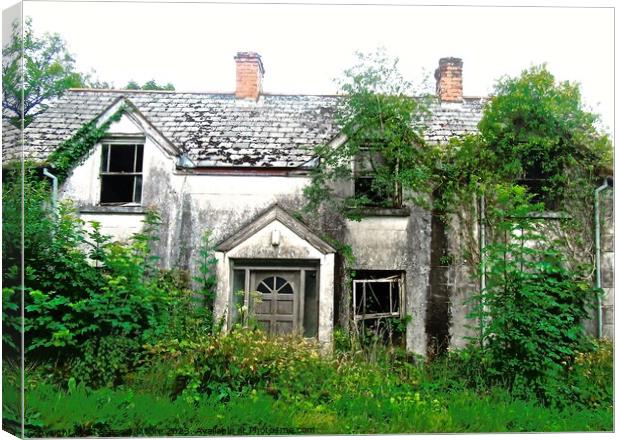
[250,270,300,335]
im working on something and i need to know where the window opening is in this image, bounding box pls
[353,271,403,321]
[354,147,401,207]
[352,270,405,345]
[517,162,560,210]
[100,143,144,204]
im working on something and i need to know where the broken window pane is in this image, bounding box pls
[353,271,403,320]
[354,148,401,207]
[517,161,560,210]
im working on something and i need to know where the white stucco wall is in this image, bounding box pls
[80,213,146,243]
[344,213,429,355]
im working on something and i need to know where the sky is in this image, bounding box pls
[5,0,616,134]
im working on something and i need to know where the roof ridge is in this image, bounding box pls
[66,89,489,100]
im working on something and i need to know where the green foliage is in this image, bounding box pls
[125,79,175,91]
[145,328,329,404]
[304,48,433,217]
[437,66,611,272]
[467,185,596,405]
[479,65,611,203]
[69,336,141,389]
[2,17,87,127]
[563,339,613,408]
[191,230,218,334]
[10,333,612,436]
[1,168,191,387]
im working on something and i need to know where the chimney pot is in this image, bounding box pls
[234,52,264,100]
[435,57,463,103]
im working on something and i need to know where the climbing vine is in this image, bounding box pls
[303,53,612,353]
[303,48,434,219]
[47,105,126,182]
[435,66,612,274]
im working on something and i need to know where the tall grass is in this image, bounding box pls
[5,332,612,436]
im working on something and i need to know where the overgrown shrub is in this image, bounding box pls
[468,185,596,405]
[69,336,142,389]
[562,339,613,408]
[1,166,215,387]
[145,328,331,403]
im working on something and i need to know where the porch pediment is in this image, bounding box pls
[216,204,335,257]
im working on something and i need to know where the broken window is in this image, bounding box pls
[100,143,144,204]
[354,148,402,207]
[353,271,404,321]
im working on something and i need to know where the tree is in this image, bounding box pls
[124,79,175,91]
[477,65,612,207]
[303,48,433,219]
[2,18,87,128]
[432,65,612,273]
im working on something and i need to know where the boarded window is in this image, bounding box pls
[100,144,144,204]
[353,271,403,321]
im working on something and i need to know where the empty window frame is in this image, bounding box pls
[100,143,144,204]
[516,162,560,211]
[354,148,402,207]
[353,271,404,321]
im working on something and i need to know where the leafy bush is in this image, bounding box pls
[468,185,597,405]
[69,336,142,389]
[1,167,212,387]
[562,339,613,408]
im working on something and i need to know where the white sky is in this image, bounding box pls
[10,0,617,134]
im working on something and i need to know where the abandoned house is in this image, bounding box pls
[2,53,614,355]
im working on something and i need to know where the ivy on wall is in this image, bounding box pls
[47,105,126,182]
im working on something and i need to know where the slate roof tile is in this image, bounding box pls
[3,90,487,167]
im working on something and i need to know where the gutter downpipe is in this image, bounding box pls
[594,177,611,339]
[42,168,58,218]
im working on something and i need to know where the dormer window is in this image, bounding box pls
[100,143,144,204]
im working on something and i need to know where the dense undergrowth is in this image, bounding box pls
[2,332,613,436]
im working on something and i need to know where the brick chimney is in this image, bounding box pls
[434,57,463,102]
[234,52,264,100]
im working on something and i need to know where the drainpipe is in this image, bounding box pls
[42,168,58,218]
[594,176,612,339]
